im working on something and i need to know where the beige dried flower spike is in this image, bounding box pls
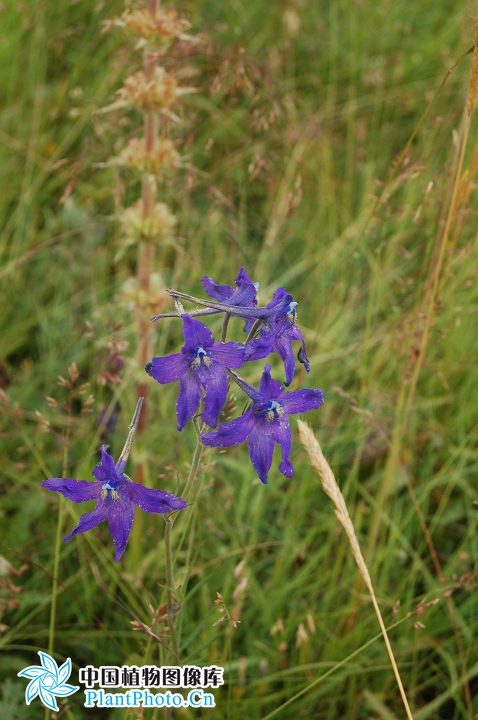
[118,273,170,316]
[113,137,181,175]
[297,420,414,720]
[119,66,194,112]
[119,198,176,247]
[103,6,192,50]
[123,7,191,42]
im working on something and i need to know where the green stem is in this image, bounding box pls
[48,497,64,658]
[44,391,73,720]
[164,517,180,664]
[221,313,231,342]
[163,426,205,668]
[45,488,64,720]
[182,425,205,503]
[245,318,261,344]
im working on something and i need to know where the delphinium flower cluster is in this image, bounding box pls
[146,267,324,484]
[43,267,323,555]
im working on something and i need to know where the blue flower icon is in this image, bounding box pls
[18,651,79,711]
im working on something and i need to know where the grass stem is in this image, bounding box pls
[298,421,414,720]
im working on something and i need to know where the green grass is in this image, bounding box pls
[1,0,478,718]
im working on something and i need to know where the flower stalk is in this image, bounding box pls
[136,3,160,433]
[163,419,205,665]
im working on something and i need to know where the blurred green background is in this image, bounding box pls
[0,0,477,718]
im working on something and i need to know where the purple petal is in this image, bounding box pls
[253,414,275,437]
[269,420,294,478]
[63,504,109,542]
[271,287,289,303]
[259,364,283,401]
[176,370,202,431]
[253,289,293,322]
[200,365,228,428]
[269,290,296,323]
[234,267,254,286]
[201,276,235,301]
[145,353,189,384]
[297,340,310,373]
[42,478,102,503]
[289,323,303,341]
[228,371,261,402]
[127,482,187,513]
[231,281,257,308]
[273,333,296,386]
[244,334,274,362]
[202,268,257,308]
[108,503,135,562]
[182,314,215,351]
[92,445,117,482]
[287,324,311,373]
[201,410,255,447]
[248,428,274,483]
[210,342,245,369]
[280,388,324,415]
[266,287,290,310]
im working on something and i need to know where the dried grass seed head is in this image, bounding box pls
[467,18,478,115]
[297,420,372,587]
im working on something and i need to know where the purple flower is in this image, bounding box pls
[201,364,324,484]
[145,314,245,430]
[42,446,187,562]
[245,290,310,385]
[201,267,259,309]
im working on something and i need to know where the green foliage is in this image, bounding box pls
[0,0,477,718]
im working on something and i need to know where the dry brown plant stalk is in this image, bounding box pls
[466,19,478,115]
[297,420,414,720]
